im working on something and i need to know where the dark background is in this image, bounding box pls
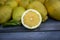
[0,18,60,40]
[0,32,60,40]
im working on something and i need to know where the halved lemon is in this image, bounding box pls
[21,9,42,29]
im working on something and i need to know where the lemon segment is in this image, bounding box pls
[21,9,42,29]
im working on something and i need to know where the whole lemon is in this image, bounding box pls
[45,0,60,20]
[30,0,45,4]
[19,0,30,9]
[12,7,25,21]
[0,6,12,24]
[27,1,48,22]
[6,0,18,9]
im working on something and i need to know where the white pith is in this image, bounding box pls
[21,9,42,29]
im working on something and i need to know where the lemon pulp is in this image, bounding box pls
[23,11,40,27]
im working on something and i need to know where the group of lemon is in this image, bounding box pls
[0,0,60,29]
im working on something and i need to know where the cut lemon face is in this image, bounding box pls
[21,9,42,29]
